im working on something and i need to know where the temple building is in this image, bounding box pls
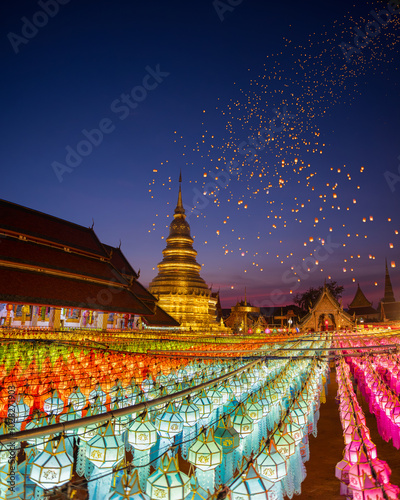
[224,293,260,333]
[298,284,354,332]
[347,284,379,322]
[0,199,178,330]
[380,259,400,321]
[148,176,222,331]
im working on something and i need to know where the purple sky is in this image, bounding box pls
[1,0,399,308]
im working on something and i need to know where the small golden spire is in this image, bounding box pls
[175,171,185,216]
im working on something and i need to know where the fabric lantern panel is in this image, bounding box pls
[29,436,73,489]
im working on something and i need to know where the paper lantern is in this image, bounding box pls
[86,421,125,469]
[245,395,263,423]
[214,415,240,454]
[231,403,254,437]
[272,427,295,458]
[207,387,223,407]
[217,382,234,405]
[230,462,277,500]
[7,396,30,425]
[43,390,64,415]
[110,468,150,500]
[178,397,200,427]
[147,455,191,500]
[68,388,86,411]
[192,390,214,419]
[154,402,184,439]
[29,436,73,489]
[256,440,287,481]
[184,475,208,500]
[128,411,158,450]
[188,429,223,471]
[77,406,100,442]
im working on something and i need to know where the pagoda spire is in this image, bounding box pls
[383,258,395,303]
[174,170,185,216]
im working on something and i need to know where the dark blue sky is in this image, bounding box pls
[1,0,399,308]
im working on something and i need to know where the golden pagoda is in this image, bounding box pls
[148,174,219,331]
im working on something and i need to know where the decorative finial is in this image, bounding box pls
[118,239,122,249]
[90,218,95,229]
[244,287,247,306]
[174,171,185,216]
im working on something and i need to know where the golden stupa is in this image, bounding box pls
[148,174,219,331]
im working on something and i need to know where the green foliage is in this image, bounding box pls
[294,281,344,312]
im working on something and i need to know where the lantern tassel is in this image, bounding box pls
[196,468,215,492]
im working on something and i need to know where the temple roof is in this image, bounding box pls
[298,284,354,327]
[383,259,396,303]
[0,199,107,258]
[0,199,156,315]
[142,305,180,327]
[348,284,372,309]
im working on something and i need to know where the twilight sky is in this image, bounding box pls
[1,0,400,308]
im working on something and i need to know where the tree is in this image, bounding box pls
[294,281,344,312]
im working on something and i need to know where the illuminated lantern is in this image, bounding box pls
[217,382,234,405]
[188,428,223,492]
[68,388,86,412]
[184,475,208,500]
[188,428,223,470]
[207,387,223,407]
[348,451,372,490]
[178,397,200,427]
[141,376,155,398]
[348,474,384,500]
[43,390,64,416]
[29,436,73,489]
[77,406,100,442]
[335,457,351,483]
[124,380,140,406]
[256,440,287,481]
[231,403,254,437]
[289,404,307,427]
[146,455,191,500]
[283,417,303,445]
[128,411,158,450]
[7,394,30,427]
[272,427,295,458]
[245,395,263,423]
[86,421,125,469]
[230,462,277,500]
[154,402,184,439]
[89,384,106,407]
[214,415,240,454]
[25,413,48,454]
[229,376,244,399]
[109,468,150,500]
[192,390,214,420]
